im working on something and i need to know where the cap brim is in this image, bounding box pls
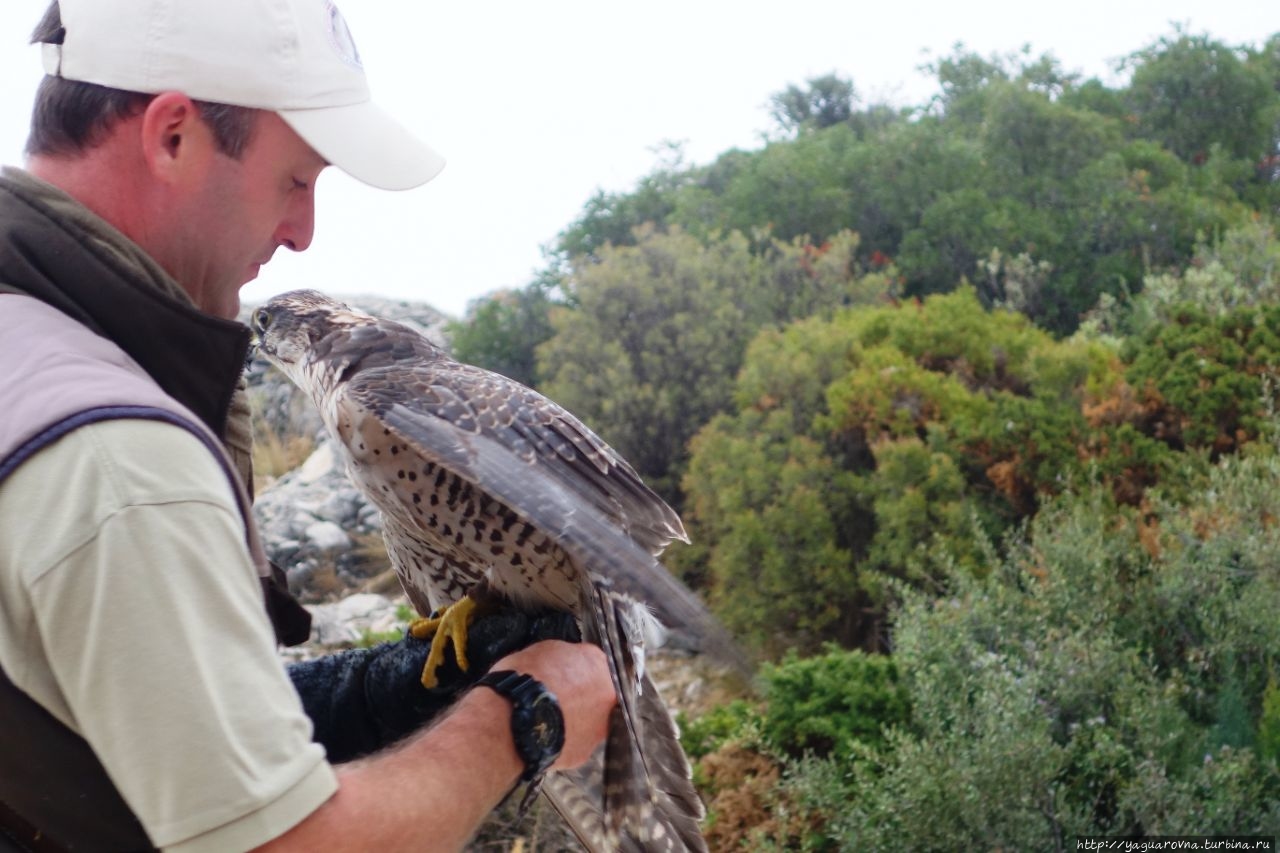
[279,101,445,191]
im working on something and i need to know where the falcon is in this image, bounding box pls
[252,290,735,852]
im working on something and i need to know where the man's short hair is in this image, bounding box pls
[26,2,257,160]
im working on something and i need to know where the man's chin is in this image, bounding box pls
[204,292,241,322]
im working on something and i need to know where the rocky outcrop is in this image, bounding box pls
[252,438,386,600]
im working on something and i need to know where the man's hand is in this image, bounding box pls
[489,640,616,771]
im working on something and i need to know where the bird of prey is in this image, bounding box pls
[252,290,737,852]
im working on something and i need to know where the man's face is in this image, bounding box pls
[180,112,327,320]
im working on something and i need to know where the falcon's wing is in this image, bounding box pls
[339,361,747,671]
[362,356,685,555]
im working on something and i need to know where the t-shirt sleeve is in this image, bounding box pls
[0,419,337,851]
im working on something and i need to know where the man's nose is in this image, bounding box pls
[275,189,316,252]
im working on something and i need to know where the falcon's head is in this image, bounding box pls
[250,289,375,388]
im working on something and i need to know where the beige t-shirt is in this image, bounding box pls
[0,418,337,852]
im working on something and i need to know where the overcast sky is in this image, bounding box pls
[1,1,1273,317]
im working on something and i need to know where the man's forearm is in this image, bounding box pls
[252,682,521,852]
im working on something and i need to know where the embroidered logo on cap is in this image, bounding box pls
[325,1,362,69]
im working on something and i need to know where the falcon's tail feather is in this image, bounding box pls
[543,668,706,852]
[551,582,706,852]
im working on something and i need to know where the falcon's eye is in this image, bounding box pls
[254,308,272,331]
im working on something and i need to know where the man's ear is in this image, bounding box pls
[138,92,212,185]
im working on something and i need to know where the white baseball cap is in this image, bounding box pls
[40,0,445,190]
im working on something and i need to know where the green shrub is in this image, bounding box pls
[1123,302,1280,457]
[678,700,759,761]
[1258,678,1280,764]
[825,448,1280,848]
[760,646,910,758]
[682,287,1115,655]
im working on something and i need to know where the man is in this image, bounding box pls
[0,1,615,851]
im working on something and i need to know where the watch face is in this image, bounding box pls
[528,694,566,755]
[484,671,565,782]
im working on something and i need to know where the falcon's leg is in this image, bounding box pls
[409,596,483,688]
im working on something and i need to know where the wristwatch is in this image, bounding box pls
[477,669,565,804]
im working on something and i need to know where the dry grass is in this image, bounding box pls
[698,744,782,851]
[252,427,316,492]
[304,559,347,602]
[351,528,391,572]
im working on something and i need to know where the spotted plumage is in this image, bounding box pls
[252,290,736,852]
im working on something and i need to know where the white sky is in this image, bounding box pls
[0,1,1274,318]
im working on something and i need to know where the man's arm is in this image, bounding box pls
[255,639,615,852]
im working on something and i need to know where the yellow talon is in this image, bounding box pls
[408,596,479,688]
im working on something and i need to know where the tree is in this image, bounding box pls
[548,28,1276,343]
[978,81,1123,205]
[675,125,863,245]
[925,45,1010,125]
[1125,30,1279,165]
[556,143,690,260]
[680,289,1114,655]
[446,270,564,387]
[537,227,890,505]
[769,73,858,136]
[541,227,762,503]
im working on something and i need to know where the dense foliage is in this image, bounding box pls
[451,30,1280,515]
[445,273,563,388]
[686,450,1280,849]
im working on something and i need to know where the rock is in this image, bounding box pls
[253,440,384,600]
[296,442,337,483]
[306,603,362,647]
[304,520,351,551]
[335,592,393,622]
[251,432,388,601]
[290,592,410,656]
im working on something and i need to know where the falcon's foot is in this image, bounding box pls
[409,596,481,689]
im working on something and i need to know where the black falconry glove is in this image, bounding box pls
[288,606,581,764]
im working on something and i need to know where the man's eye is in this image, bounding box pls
[291,178,309,191]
